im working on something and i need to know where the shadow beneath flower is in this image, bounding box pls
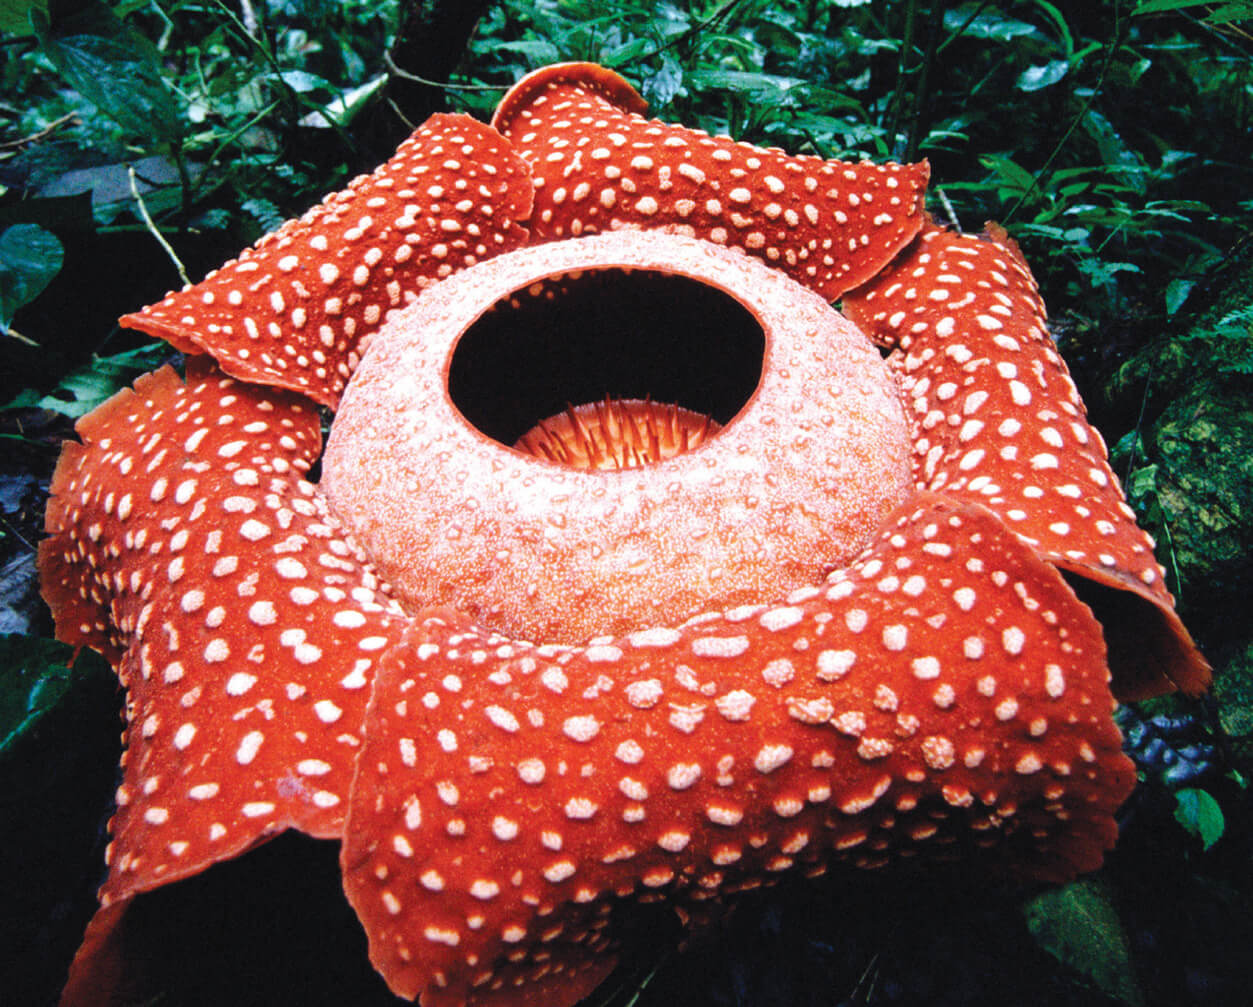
[116,834,399,1006]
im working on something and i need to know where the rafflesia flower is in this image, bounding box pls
[43,64,1208,1006]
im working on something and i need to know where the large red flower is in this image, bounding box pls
[44,64,1206,1006]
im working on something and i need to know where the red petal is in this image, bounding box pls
[120,115,533,408]
[41,358,405,964]
[844,224,1209,700]
[342,493,1132,1005]
[57,903,131,1007]
[491,62,929,300]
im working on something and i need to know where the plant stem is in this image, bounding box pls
[1005,0,1128,224]
[884,0,918,154]
[380,0,495,133]
[130,165,190,287]
[904,3,946,163]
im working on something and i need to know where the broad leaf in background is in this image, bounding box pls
[1024,877,1146,1007]
[687,68,806,107]
[1174,788,1226,849]
[979,153,1039,203]
[1017,59,1069,91]
[31,8,183,144]
[0,634,109,760]
[0,224,63,336]
[0,0,46,34]
[1135,0,1253,21]
[1166,277,1196,315]
[943,8,1040,41]
[4,343,171,417]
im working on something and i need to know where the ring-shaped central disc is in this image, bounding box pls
[322,231,912,644]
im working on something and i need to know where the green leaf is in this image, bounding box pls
[0,635,106,759]
[600,37,652,69]
[1077,257,1141,289]
[1192,304,1253,375]
[5,343,170,417]
[1205,2,1253,24]
[687,69,805,107]
[0,0,46,34]
[1082,109,1145,193]
[33,12,183,143]
[1137,0,1253,23]
[0,224,63,334]
[1174,788,1225,849]
[275,68,330,94]
[242,197,286,233]
[1166,278,1195,315]
[1028,0,1075,56]
[1017,59,1069,91]
[1134,0,1224,13]
[979,153,1037,199]
[493,39,562,66]
[299,75,385,129]
[1023,877,1145,1006]
[944,9,1040,41]
[1129,462,1159,498]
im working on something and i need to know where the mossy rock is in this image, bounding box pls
[1212,638,1253,774]
[1107,242,1253,636]
[1107,333,1201,419]
[1106,243,1253,417]
[1145,379,1253,619]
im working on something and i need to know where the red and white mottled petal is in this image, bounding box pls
[40,357,406,910]
[491,62,928,300]
[120,115,533,408]
[844,223,1209,700]
[342,493,1132,1006]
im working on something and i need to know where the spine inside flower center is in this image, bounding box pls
[513,398,720,471]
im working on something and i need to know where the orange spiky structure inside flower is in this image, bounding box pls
[514,398,720,471]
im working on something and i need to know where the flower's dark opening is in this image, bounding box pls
[448,268,765,459]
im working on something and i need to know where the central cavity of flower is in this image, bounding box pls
[444,263,762,465]
[322,232,913,644]
[452,267,740,472]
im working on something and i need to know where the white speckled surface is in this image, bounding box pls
[323,230,911,643]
